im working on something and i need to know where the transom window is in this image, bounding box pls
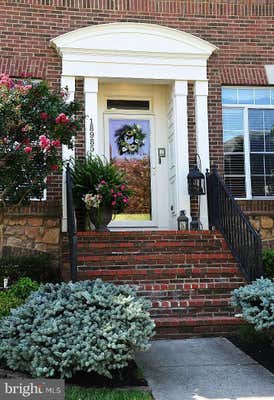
[222,87,274,199]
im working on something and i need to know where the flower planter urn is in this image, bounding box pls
[88,206,113,232]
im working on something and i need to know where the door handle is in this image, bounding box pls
[158,147,166,164]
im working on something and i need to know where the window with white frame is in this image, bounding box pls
[222,87,274,199]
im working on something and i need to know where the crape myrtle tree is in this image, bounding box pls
[0,74,81,206]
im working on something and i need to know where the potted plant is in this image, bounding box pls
[72,155,131,231]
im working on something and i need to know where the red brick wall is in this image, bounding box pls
[1,0,273,204]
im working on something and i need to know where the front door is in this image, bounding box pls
[104,114,158,228]
[99,82,170,230]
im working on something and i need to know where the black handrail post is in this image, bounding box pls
[206,167,263,282]
[66,164,78,283]
[206,169,213,230]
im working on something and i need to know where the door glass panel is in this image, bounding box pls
[109,118,151,221]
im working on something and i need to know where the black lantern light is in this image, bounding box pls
[187,165,206,196]
[177,210,189,231]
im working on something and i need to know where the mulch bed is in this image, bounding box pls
[229,336,274,374]
[66,361,148,388]
[0,361,148,389]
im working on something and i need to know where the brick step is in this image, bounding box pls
[137,282,244,299]
[150,297,237,318]
[77,240,229,255]
[77,230,224,240]
[138,281,244,292]
[153,316,244,339]
[77,266,243,281]
[77,252,235,266]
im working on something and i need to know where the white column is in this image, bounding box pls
[173,81,191,221]
[194,80,209,229]
[61,75,75,232]
[84,77,98,156]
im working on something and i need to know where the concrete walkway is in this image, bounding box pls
[136,338,274,400]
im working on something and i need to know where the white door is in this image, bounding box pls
[104,114,158,229]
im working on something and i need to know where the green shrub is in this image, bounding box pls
[0,279,155,378]
[0,254,59,285]
[263,249,274,279]
[0,278,40,317]
[8,277,40,299]
[0,294,22,318]
[237,324,271,346]
[232,277,274,331]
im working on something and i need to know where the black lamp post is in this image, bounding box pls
[187,166,206,196]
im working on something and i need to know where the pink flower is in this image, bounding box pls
[117,192,122,196]
[39,135,51,151]
[21,126,28,132]
[120,184,125,190]
[51,139,61,147]
[111,201,116,206]
[101,180,106,184]
[24,146,32,153]
[0,74,13,89]
[3,137,7,144]
[123,198,129,203]
[55,113,70,124]
[40,112,48,120]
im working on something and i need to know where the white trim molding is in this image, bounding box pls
[51,23,217,81]
[194,80,209,229]
[265,65,274,84]
[173,81,191,221]
[61,75,75,233]
[84,77,99,156]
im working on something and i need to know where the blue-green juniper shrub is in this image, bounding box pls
[0,279,155,378]
[232,277,274,331]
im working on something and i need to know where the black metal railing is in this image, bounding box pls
[206,167,263,282]
[66,165,78,282]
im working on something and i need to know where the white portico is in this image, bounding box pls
[51,23,217,232]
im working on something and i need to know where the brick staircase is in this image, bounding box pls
[62,230,246,338]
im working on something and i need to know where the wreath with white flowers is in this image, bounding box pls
[115,123,146,155]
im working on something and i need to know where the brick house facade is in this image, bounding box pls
[1,0,273,246]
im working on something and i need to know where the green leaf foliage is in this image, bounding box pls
[232,277,274,331]
[65,387,152,400]
[0,279,155,378]
[263,249,274,279]
[72,154,131,212]
[0,277,40,317]
[0,253,59,284]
